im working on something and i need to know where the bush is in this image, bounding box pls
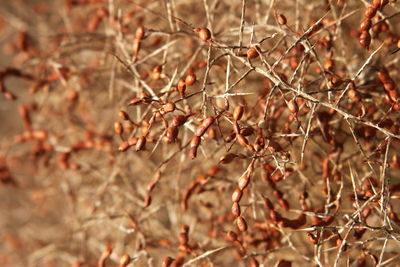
[1,0,400,266]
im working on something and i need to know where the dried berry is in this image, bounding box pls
[277,13,287,25]
[359,31,371,48]
[247,47,258,59]
[198,28,211,42]
[185,73,196,86]
[236,216,248,232]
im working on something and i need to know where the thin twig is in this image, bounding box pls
[335,43,385,107]
[182,246,228,266]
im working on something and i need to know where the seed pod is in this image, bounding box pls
[378,67,390,83]
[172,256,184,267]
[254,135,265,151]
[328,77,343,88]
[98,248,112,267]
[348,88,361,102]
[359,19,372,32]
[123,10,135,23]
[359,31,371,48]
[19,106,31,130]
[361,206,372,218]
[185,73,196,86]
[232,202,241,216]
[380,21,389,32]
[152,65,162,80]
[119,254,130,267]
[190,136,201,159]
[132,39,140,62]
[118,110,130,121]
[195,116,214,136]
[276,260,292,267]
[372,0,388,9]
[31,130,47,141]
[238,175,250,190]
[225,131,236,142]
[162,102,175,114]
[279,198,289,211]
[127,137,138,146]
[206,166,219,177]
[332,171,342,182]
[96,7,109,17]
[236,134,249,147]
[324,57,333,70]
[268,140,283,153]
[191,135,201,148]
[364,6,377,19]
[129,97,143,106]
[247,47,258,59]
[119,141,130,152]
[178,79,186,97]
[307,232,318,245]
[272,172,283,183]
[277,13,287,25]
[287,99,298,114]
[172,115,188,127]
[389,89,398,103]
[250,259,260,267]
[15,32,28,51]
[262,196,274,210]
[165,126,179,143]
[144,194,151,207]
[135,26,145,40]
[147,181,157,192]
[226,231,238,242]
[114,121,123,135]
[4,91,16,100]
[18,105,29,120]
[141,94,152,104]
[178,232,188,245]
[207,126,216,139]
[289,56,299,70]
[198,28,211,42]
[372,22,381,35]
[162,256,174,267]
[136,136,146,151]
[273,189,283,199]
[236,216,247,232]
[233,105,244,121]
[181,224,190,233]
[383,80,395,92]
[232,189,243,203]
[87,15,101,32]
[219,153,236,164]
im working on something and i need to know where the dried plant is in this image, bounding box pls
[1,0,400,266]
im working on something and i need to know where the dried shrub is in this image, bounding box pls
[1,0,400,266]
